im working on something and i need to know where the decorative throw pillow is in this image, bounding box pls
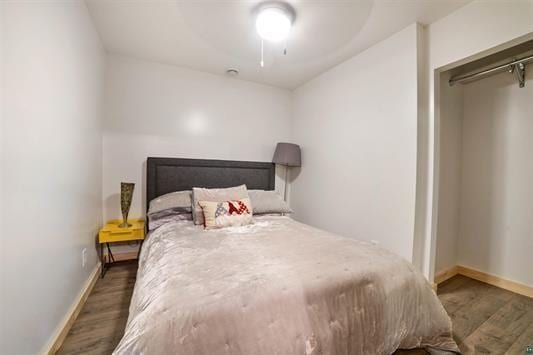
[248,190,293,215]
[192,185,249,225]
[198,198,253,230]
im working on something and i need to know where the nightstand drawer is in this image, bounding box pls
[99,229,144,243]
[99,219,145,244]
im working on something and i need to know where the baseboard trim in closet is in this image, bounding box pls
[42,262,101,355]
[434,265,460,285]
[456,265,533,298]
[435,265,532,298]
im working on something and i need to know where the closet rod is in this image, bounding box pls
[449,54,533,86]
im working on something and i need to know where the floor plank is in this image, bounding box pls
[57,263,137,355]
[506,317,533,355]
[57,265,533,354]
[447,281,514,344]
[461,295,533,354]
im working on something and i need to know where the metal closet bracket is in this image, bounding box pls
[509,62,526,88]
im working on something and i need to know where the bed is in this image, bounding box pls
[113,157,458,355]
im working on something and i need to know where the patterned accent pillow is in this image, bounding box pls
[192,185,248,225]
[198,198,253,230]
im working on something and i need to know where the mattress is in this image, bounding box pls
[114,216,458,354]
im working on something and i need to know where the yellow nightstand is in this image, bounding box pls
[98,219,145,278]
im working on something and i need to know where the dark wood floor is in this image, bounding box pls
[58,263,533,354]
[438,274,533,354]
[58,263,136,355]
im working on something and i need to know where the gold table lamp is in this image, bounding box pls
[119,182,135,228]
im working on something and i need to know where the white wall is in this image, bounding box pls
[434,72,463,273]
[103,55,292,221]
[458,72,532,286]
[0,1,103,354]
[0,4,5,351]
[290,24,419,262]
[420,0,533,280]
[412,24,429,271]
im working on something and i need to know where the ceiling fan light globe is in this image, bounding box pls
[256,7,292,42]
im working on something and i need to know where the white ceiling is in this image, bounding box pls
[87,0,471,89]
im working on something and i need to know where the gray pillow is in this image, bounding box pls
[192,185,249,225]
[148,190,192,215]
[248,190,293,215]
[148,210,192,231]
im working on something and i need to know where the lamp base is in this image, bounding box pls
[118,221,132,228]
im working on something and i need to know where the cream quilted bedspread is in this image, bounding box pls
[114,216,458,355]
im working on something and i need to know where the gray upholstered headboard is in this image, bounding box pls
[146,157,275,212]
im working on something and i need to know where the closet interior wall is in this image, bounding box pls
[435,54,533,287]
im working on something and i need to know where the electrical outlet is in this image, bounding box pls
[82,248,87,268]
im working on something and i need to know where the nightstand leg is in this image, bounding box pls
[106,243,115,263]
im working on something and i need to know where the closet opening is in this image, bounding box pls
[432,37,533,297]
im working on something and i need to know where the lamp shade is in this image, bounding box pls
[272,142,301,167]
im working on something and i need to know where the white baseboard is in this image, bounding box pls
[41,262,101,355]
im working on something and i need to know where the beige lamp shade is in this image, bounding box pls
[272,142,301,167]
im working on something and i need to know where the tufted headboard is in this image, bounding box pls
[146,157,275,212]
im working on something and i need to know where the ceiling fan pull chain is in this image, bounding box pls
[260,39,265,68]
